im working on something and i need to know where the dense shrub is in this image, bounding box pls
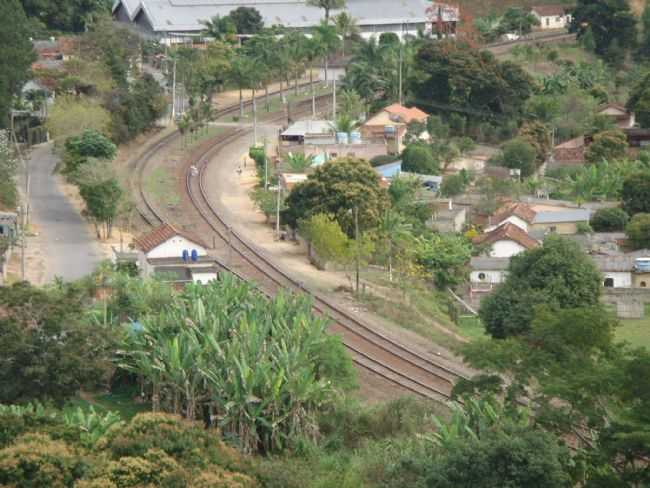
[590,207,630,231]
[401,144,439,175]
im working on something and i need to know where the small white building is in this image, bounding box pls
[129,223,220,285]
[531,5,572,30]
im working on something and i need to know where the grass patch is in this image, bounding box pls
[358,271,483,350]
[144,166,180,208]
[66,385,149,420]
[183,125,228,147]
[616,304,650,350]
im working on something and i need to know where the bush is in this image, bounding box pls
[622,171,650,215]
[590,207,630,231]
[576,221,593,234]
[626,213,650,249]
[585,129,628,164]
[369,154,400,167]
[401,144,439,175]
[440,173,467,197]
[494,138,538,177]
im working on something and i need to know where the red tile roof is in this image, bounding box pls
[474,222,540,250]
[383,103,429,124]
[491,202,537,225]
[531,5,570,16]
[133,223,208,253]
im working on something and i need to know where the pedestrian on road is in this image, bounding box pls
[236,166,242,176]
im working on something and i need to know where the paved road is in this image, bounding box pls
[28,143,102,282]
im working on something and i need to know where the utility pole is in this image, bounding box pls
[399,23,404,106]
[275,186,282,240]
[171,57,177,122]
[253,89,258,145]
[354,205,360,295]
[263,138,268,191]
[332,78,337,121]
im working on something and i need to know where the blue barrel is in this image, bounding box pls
[350,131,362,144]
[336,132,349,144]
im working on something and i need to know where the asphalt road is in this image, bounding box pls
[28,143,102,282]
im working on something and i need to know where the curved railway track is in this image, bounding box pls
[134,93,470,402]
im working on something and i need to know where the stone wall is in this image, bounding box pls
[601,288,650,319]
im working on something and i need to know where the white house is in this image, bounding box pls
[531,5,572,30]
[130,223,219,284]
[473,222,540,258]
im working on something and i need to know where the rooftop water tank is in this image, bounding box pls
[336,132,349,144]
[350,131,362,144]
[634,258,650,273]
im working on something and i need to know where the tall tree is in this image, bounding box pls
[569,0,636,59]
[333,12,359,56]
[284,157,390,236]
[307,0,346,21]
[479,236,602,338]
[200,14,237,43]
[312,20,341,84]
[229,6,264,34]
[0,0,35,128]
[21,0,112,32]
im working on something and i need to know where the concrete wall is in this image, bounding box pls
[633,272,650,288]
[603,272,632,289]
[490,239,526,258]
[530,221,579,235]
[602,288,650,319]
[533,13,571,29]
[147,236,207,260]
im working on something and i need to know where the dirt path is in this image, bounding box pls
[201,126,477,380]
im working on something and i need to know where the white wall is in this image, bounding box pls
[192,271,218,285]
[603,272,632,289]
[534,13,571,30]
[146,236,207,260]
[470,270,506,284]
[486,215,528,232]
[490,240,526,258]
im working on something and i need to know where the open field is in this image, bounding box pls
[616,305,650,350]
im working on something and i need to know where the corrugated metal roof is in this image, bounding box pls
[282,120,332,137]
[117,0,431,32]
[532,209,591,224]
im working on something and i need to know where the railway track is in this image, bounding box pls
[135,92,469,402]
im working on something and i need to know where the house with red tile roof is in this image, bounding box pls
[361,103,429,153]
[474,222,540,258]
[127,223,220,284]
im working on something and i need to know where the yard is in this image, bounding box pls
[616,305,650,350]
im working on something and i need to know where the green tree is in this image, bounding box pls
[625,213,650,249]
[0,282,115,405]
[492,138,537,177]
[312,20,341,84]
[307,0,346,20]
[284,157,389,236]
[410,40,534,120]
[622,170,650,215]
[569,0,637,58]
[333,12,359,56]
[0,0,36,127]
[229,53,256,118]
[80,177,123,239]
[637,4,650,60]
[402,143,439,175]
[590,207,630,231]
[519,121,551,164]
[299,213,350,266]
[480,236,602,338]
[200,14,237,43]
[0,132,18,209]
[63,128,116,176]
[585,129,628,164]
[46,97,111,141]
[497,7,540,36]
[337,89,364,119]
[425,426,570,488]
[229,6,264,34]
[413,233,472,289]
[626,72,650,128]
[284,152,314,172]
[440,173,467,197]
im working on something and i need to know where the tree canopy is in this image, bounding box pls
[585,129,628,164]
[229,6,264,34]
[479,236,602,338]
[625,213,650,249]
[569,0,637,59]
[284,157,390,236]
[621,170,650,215]
[401,143,439,175]
[409,40,534,121]
[20,0,112,32]
[0,0,36,128]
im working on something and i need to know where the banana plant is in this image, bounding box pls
[63,406,123,448]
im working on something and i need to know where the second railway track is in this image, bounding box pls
[135,92,470,402]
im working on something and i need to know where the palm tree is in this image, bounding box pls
[330,114,357,133]
[229,54,255,117]
[307,0,346,21]
[333,12,359,56]
[284,152,315,172]
[245,32,278,112]
[312,20,341,84]
[377,209,413,281]
[283,32,308,95]
[200,15,237,43]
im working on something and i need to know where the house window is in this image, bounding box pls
[641,281,647,288]
[548,226,557,233]
[604,278,614,288]
[478,272,486,281]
